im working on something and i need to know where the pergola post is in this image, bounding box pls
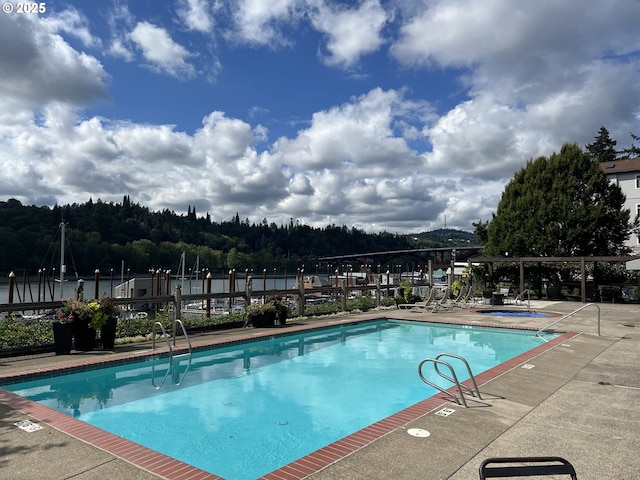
[580,257,587,303]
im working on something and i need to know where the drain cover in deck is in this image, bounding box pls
[14,420,43,433]
[407,428,430,438]
[435,407,456,417]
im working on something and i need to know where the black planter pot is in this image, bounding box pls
[52,322,73,355]
[73,321,96,351]
[251,312,276,328]
[251,313,267,328]
[100,317,118,350]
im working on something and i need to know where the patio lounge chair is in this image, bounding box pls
[409,288,436,312]
[430,287,453,313]
[479,456,578,479]
[453,285,474,308]
[397,302,415,310]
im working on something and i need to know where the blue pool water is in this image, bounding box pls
[478,310,551,318]
[3,320,554,479]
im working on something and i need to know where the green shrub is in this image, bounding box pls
[0,295,389,353]
[451,280,465,297]
[0,316,53,350]
[347,295,376,311]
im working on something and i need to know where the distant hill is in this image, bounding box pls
[411,229,476,248]
[0,198,480,275]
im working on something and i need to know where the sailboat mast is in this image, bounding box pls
[180,251,186,291]
[59,222,66,299]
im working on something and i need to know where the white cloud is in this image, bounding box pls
[112,123,195,164]
[106,2,136,61]
[391,0,640,108]
[228,0,389,68]
[288,173,314,195]
[276,88,424,172]
[40,7,102,49]
[0,14,109,107]
[228,0,300,47]
[177,0,215,33]
[191,112,289,206]
[194,112,257,162]
[309,0,389,68]
[129,21,196,78]
[108,38,135,61]
[1,0,639,234]
[392,0,640,190]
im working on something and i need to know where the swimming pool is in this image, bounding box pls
[3,320,557,479]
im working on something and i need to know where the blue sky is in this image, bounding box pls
[1,0,639,233]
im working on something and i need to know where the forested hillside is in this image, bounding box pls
[0,197,476,276]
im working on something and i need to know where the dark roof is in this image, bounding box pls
[600,157,640,174]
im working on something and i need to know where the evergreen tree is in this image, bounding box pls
[485,143,634,257]
[0,197,468,274]
[621,132,640,158]
[586,126,618,163]
[472,220,489,244]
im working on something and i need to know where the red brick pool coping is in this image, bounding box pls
[0,318,577,480]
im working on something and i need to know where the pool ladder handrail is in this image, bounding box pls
[536,302,600,337]
[418,353,482,408]
[151,353,192,389]
[152,319,192,356]
[514,289,530,308]
[151,320,193,389]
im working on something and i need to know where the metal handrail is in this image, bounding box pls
[151,354,192,389]
[173,319,192,355]
[152,320,192,355]
[536,302,600,337]
[434,353,482,400]
[152,321,173,353]
[151,359,172,389]
[418,357,469,407]
[151,319,192,389]
[514,289,530,308]
[171,355,192,385]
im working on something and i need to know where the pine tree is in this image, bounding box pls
[621,132,640,158]
[485,143,633,257]
[586,126,618,163]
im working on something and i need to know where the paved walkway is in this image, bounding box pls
[1,300,639,479]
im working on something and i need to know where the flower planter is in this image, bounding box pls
[52,322,73,355]
[100,317,118,350]
[58,297,121,352]
[73,321,96,351]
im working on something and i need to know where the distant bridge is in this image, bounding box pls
[317,245,484,272]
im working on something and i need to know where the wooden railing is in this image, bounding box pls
[0,278,388,319]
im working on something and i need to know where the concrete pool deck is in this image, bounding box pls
[1,300,638,479]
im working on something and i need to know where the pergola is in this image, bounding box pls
[470,255,640,303]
